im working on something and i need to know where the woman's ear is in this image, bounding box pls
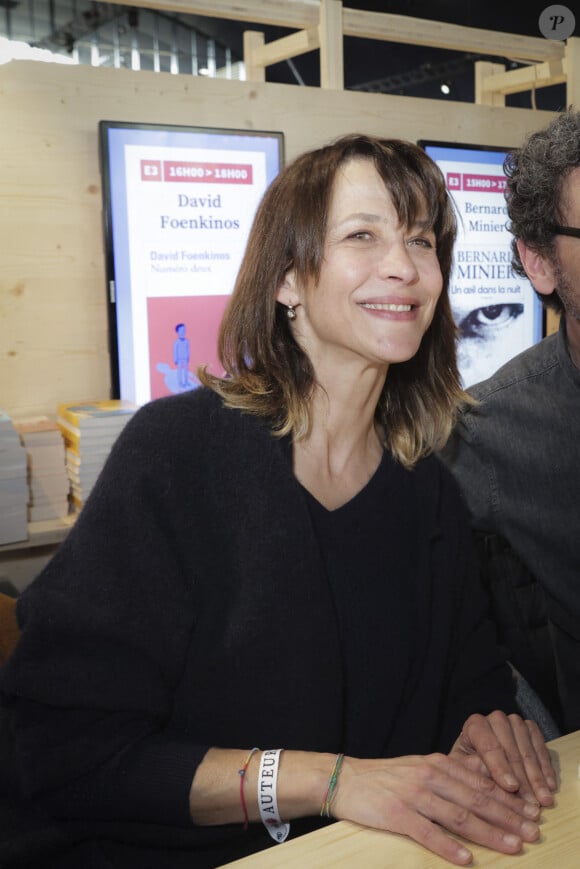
[517,239,556,297]
[276,269,299,307]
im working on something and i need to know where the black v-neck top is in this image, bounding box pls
[301,452,416,757]
[2,390,517,869]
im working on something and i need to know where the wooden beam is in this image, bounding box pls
[109,1,565,65]
[249,26,320,68]
[565,36,580,108]
[546,309,560,337]
[319,0,343,89]
[475,61,505,106]
[479,59,566,97]
[341,9,564,63]
[113,0,319,29]
[243,30,266,82]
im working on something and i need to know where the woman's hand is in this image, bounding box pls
[450,711,557,807]
[331,751,543,866]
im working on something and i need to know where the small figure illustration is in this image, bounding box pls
[173,323,190,389]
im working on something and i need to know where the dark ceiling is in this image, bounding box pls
[188,0,569,111]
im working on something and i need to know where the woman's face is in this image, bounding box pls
[280,158,444,379]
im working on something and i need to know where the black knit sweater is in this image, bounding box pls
[0,387,516,868]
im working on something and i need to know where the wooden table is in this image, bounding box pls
[222,730,580,867]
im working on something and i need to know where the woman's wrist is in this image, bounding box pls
[276,750,340,820]
[189,747,342,826]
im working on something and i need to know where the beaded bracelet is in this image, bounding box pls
[238,747,260,830]
[320,752,344,818]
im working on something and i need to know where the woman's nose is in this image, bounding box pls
[376,240,419,283]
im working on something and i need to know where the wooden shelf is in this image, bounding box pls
[0,514,76,555]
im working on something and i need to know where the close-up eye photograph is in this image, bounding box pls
[0,2,579,868]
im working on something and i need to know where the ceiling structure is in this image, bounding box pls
[185,0,570,109]
[0,0,570,109]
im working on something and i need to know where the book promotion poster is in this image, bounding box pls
[100,122,284,405]
[420,142,543,389]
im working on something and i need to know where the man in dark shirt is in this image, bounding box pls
[440,108,580,734]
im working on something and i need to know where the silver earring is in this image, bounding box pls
[287,304,297,321]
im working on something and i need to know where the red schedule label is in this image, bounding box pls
[141,160,162,181]
[163,161,253,184]
[446,171,506,193]
[139,159,254,184]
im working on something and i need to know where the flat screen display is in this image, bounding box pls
[419,140,544,388]
[99,121,284,405]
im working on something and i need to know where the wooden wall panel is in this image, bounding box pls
[0,60,557,418]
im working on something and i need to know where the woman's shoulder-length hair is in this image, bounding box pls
[199,133,468,468]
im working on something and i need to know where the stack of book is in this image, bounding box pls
[57,399,138,510]
[0,409,29,545]
[15,417,70,523]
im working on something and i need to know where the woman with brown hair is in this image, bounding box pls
[1,134,555,869]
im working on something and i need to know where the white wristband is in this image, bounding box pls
[257,749,291,843]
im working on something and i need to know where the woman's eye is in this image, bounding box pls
[408,236,434,249]
[347,230,372,240]
[458,303,524,340]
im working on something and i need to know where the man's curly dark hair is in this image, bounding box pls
[503,106,580,314]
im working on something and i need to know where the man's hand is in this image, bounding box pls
[450,711,557,806]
